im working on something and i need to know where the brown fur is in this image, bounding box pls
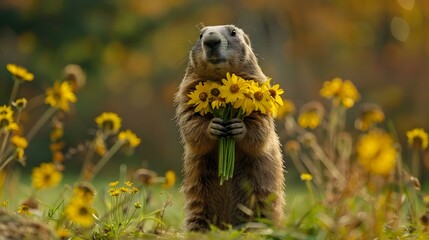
[175,25,285,231]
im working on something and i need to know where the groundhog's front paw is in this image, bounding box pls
[208,118,227,139]
[226,118,246,140]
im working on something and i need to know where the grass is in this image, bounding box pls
[1,65,429,239]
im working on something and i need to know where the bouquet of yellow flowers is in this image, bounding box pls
[187,73,284,184]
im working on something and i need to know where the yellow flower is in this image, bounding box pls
[320,77,360,108]
[11,135,28,149]
[0,114,19,132]
[95,112,122,134]
[187,81,211,115]
[110,189,121,197]
[6,64,34,81]
[12,98,27,110]
[119,187,130,193]
[73,183,96,202]
[298,102,324,129]
[219,73,249,104]
[407,128,428,150]
[357,131,397,176]
[56,228,71,239]
[300,173,313,181]
[0,105,13,117]
[355,104,385,131]
[162,170,176,189]
[264,79,284,106]
[118,129,141,147]
[276,99,295,119]
[109,181,119,187]
[206,81,226,110]
[124,181,133,187]
[249,84,273,115]
[134,201,142,209]
[31,163,62,189]
[44,81,77,112]
[17,204,30,215]
[65,197,94,227]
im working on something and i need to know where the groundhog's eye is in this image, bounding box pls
[230,29,237,37]
[199,33,203,39]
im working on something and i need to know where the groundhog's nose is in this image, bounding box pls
[203,33,221,49]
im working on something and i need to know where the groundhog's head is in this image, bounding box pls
[188,25,265,82]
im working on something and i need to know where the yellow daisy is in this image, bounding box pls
[406,128,428,150]
[162,170,176,189]
[357,131,397,176]
[263,79,284,106]
[187,81,211,115]
[6,64,34,81]
[0,105,13,117]
[31,163,62,189]
[355,104,385,131]
[11,135,28,149]
[65,197,94,227]
[297,101,324,129]
[206,81,226,110]
[118,129,141,147]
[44,81,77,112]
[12,98,28,110]
[320,77,360,108]
[249,83,273,115]
[0,107,19,132]
[300,173,313,181]
[95,112,122,134]
[219,73,249,104]
[56,228,71,239]
[73,183,96,202]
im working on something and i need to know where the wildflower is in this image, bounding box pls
[109,181,119,187]
[6,64,34,81]
[134,168,158,185]
[300,173,313,181]
[219,73,249,104]
[250,84,273,115]
[65,197,94,227]
[298,101,324,129]
[50,118,64,141]
[119,187,130,193]
[17,204,30,215]
[12,98,27,110]
[320,77,360,108]
[162,170,176,189]
[74,183,96,202]
[357,131,397,176]
[187,81,211,115]
[264,79,284,107]
[95,112,122,134]
[124,181,133,187]
[0,105,19,132]
[63,64,86,91]
[134,201,142,209]
[407,128,428,150]
[118,129,141,148]
[131,187,139,193]
[276,99,295,119]
[56,228,71,240]
[31,163,62,189]
[110,189,121,197]
[11,135,28,149]
[355,104,385,131]
[44,81,77,112]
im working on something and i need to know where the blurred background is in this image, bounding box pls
[0,0,428,178]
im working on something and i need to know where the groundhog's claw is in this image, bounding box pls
[226,118,246,140]
[208,118,227,138]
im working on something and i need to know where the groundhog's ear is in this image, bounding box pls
[243,33,251,47]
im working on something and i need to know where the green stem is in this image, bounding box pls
[9,80,21,103]
[0,131,10,163]
[26,107,58,142]
[0,155,15,172]
[89,140,124,181]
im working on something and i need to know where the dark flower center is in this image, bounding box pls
[0,118,10,128]
[412,137,423,149]
[79,206,89,216]
[210,88,220,97]
[43,173,52,183]
[254,92,263,101]
[103,120,114,130]
[199,92,208,101]
[230,84,239,93]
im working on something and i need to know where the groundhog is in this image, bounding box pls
[175,25,285,231]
